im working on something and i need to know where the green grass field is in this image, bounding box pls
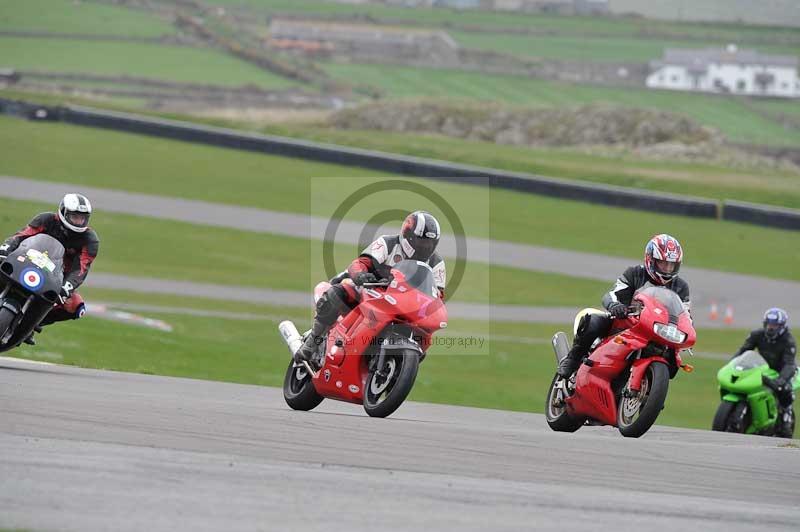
[213,0,799,46]
[2,0,796,152]
[0,36,297,88]
[0,196,610,307]
[321,63,800,147]
[1,116,797,281]
[0,0,176,37]
[9,287,779,433]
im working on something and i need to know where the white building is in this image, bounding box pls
[647,46,800,98]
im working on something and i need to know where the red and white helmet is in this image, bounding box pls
[644,234,683,285]
[400,211,440,262]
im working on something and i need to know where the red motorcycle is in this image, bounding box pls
[545,286,696,438]
[279,260,447,418]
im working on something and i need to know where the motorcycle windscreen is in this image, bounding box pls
[729,350,769,371]
[392,260,438,299]
[15,234,65,272]
[634,286,687,321]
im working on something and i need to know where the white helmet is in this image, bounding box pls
[58,193,92,233]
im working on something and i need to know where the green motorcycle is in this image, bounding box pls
[713,350,799,437]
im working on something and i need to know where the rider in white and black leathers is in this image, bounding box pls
[294,211,445,364]
[557,234,690,378]
[732,308,797,437]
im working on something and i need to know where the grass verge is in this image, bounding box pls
[1,116,797,282]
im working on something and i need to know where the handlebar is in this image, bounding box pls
[605,305,641,320]
[362,280,391,288]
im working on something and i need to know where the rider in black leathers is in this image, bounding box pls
[557,234,690,378]
[732,308,797,437]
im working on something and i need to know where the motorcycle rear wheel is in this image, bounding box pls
[283,360,324,411]
[363,349,419,418]
[545,374,585,432]
[617,362,669,438]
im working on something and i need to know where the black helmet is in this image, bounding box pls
[400,211,440,262]
[58,193,92,233]
[763,307,788,342]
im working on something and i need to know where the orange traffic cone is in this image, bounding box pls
[724,305,734,325]
[709,301,719,321]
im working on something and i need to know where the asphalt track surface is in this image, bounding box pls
[2,357,799,532]
[2,176,799,327]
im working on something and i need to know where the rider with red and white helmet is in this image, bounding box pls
[557,234,690,378]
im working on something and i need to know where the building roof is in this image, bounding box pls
[652,47,798,69]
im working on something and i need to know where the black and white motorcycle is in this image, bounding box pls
[0,234,65,351]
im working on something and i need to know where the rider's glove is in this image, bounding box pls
[352,272,378,287]
[608,301,628,319]
[762,375,785,391]
[0,243,9,259]
[60,281,74,300]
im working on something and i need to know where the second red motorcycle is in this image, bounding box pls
[545,286,696,438]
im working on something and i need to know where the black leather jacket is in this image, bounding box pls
[734,329,797,381]
[601,265,690,310]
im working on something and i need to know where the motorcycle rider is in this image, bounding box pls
[0,194,99,345]
[732,308,797,437]
[557,234,690,378]
[293,210,445,364]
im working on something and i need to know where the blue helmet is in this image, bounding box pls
[763,307,788,341]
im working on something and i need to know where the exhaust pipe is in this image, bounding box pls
[278,321,303,355]
[552,331,570,363]
[279,321,320,378]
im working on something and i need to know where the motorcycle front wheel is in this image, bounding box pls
[712,401,740,432]
[363,349,419,418]
[617,362,669,438]
[0,307,15,340]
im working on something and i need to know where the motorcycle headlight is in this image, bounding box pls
[653,322,687,344]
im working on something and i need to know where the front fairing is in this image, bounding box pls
[629,289,696,351]
[716,351,781,394]
[716,365,772,395]
[361,275,447,335]
[1,234,65,300]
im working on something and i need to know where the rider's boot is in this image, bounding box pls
[556,313,610,378]
[293,318,329,364]
[22,325,43,346]
[775,404,794,438]
[293,284,351,365]
[557,344,585,378]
